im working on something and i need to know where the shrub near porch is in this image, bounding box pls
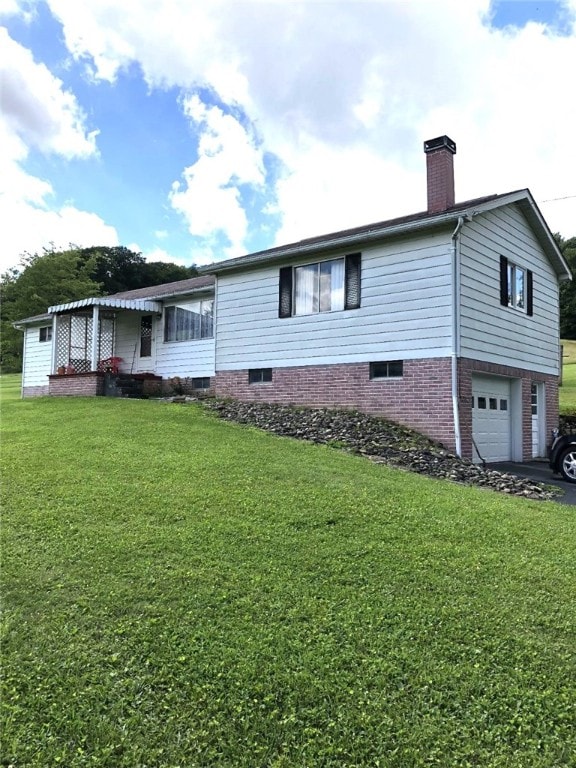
[1,380,575,767]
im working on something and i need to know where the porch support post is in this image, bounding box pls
[50,314,58,374]
[91,305,100,372]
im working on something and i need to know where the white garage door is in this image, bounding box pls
[472,376,511,462]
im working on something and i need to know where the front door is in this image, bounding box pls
[138,315,155,371]
[531,383,545,458]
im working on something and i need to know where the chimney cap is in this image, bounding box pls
[424,135,456,155]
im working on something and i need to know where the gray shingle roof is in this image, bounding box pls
[109,274,215,299]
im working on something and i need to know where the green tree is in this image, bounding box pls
[556,235,576,339]
[75,246,197,294]
[1,248,103,373]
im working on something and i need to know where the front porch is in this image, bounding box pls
[45,295,163,396]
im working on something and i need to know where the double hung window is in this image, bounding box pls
[39,326,52,342]
[164,300,214,342]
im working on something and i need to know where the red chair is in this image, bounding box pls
[97,356,123,374]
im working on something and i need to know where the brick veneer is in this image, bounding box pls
[457,357,558,461]
[216,358,457,449]
[48,372,105,396]
[217,357,559,460]
[22,385,49,397]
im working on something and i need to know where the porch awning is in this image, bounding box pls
[48,297,162,314]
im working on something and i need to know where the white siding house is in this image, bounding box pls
[15,136,571,463]
[201,138,570,463]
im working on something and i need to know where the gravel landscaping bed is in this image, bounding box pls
[200,398,560,501]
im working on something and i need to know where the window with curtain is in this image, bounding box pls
[279,254,360,318]
[294,259,345,315]
[164,300,214,342]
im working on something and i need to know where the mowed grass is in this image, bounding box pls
[561,339,576,411]
[1,376,575,767]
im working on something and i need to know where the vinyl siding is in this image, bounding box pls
[22,325,53,388]
[459,205,560,375]
[155,337,214,378]
[216,233,454,370]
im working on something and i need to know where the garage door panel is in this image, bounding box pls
[472,376,511,462]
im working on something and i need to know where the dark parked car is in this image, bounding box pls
[549,433,576,483]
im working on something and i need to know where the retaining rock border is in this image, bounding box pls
[200,399,560,502]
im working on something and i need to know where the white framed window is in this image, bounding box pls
[164,300,214,342]
[500,256,533,315]
[294,259,345,315]
[39,326,52,342]
[279,253,361,318]
[507,262,526,310]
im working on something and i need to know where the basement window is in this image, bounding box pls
[192,377,211,390]
[248,368,272,384]
[369,360,403,379]
[39,326,52,342]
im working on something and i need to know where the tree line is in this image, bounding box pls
[0,246,197,373]
[1,237,575,374]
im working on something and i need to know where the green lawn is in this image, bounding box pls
[561,340,576,411]
[1,377,575,767]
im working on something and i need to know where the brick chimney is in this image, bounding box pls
[424,135,456,213]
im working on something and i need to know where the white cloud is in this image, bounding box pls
[0,27,97,157]
[3,0,576,274]
[40,0,576,241]
[1,185,118,273]
[169,95,266,256]
[0,27,116,271]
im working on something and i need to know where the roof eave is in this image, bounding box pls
[199,189,572,281]
[143,285,215,302]
[515,193,572,281]
[199,210,463,275]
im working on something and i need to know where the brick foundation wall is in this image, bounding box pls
[159,376,214,398]
[216,359,457,450]
[457,358,558,461]
[22,385,49,398]
[48,372,105,396]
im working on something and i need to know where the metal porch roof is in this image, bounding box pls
[48,297,163,314]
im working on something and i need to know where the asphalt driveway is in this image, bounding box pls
[489,460,576,505]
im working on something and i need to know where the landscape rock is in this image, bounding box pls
[201,399,560,502]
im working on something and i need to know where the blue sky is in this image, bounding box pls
[1,0,575,273]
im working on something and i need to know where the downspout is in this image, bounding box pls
[213,275,218,390]
[450,216,465,457]
[21,326,27,398]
